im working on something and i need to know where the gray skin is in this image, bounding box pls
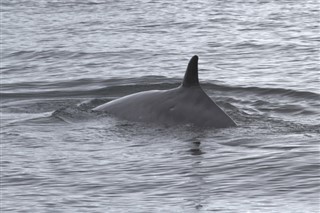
[93,55,236,128]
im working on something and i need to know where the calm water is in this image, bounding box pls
[1,0,320,212]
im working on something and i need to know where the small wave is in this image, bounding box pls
[0,76,175,100]
[4,49,100,61]
[2,76,319,133]
[2,77,319,128]
[202,83,320,100]
[1,77,319,102]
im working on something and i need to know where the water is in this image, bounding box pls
[1,0,320,212]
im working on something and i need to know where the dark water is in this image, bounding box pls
[1,0,320,212]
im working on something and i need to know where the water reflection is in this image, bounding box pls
[189,141,205,156]
[184,139,208,210]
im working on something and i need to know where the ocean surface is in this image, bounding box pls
[1,0,320,212]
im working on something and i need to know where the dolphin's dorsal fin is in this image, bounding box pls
[182,55,199,87]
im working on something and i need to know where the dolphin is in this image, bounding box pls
[93,55,237,128]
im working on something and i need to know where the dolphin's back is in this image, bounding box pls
[94,86,236,128]
[93,55,237,128]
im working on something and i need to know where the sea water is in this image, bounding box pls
[1,0,319,212]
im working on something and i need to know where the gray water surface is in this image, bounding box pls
[1,0,320,212]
